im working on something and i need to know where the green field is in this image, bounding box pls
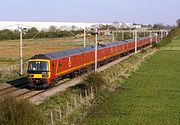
[78,38,180,125]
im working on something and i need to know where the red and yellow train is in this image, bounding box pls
[27,36,158,88]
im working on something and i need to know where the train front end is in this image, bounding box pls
[27,59,51,88]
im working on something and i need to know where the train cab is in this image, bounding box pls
[27,59,51,88]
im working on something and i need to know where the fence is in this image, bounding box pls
[49,86,96,125]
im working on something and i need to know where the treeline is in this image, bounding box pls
[0,29,19,40]
[0,27,83,40]
[0,24,174,41]
[154,27,180,47]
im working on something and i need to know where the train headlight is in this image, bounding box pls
[28,74,34,77]
[42,74,49,78]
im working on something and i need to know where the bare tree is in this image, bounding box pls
[49,25,57,32]
[177,19,180,27]
[112,21,120,29]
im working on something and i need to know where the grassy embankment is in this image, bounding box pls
[37,48,156,125]
[77,34,180,124]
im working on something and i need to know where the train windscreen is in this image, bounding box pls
[28,61,49,72]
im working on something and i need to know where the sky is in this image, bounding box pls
[0,0,179,25]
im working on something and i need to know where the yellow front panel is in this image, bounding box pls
[33,74,43,78]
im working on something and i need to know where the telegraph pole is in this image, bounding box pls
[155,32,158,43]
[150,31,152,44]
[144,31,146,37]
[134,30,137,53]
[160,30,163,41]
[121,31,124,40]
[95,27,98,72]
[84,28,86,47]
[19,27,23,75]
[112,31,115,42]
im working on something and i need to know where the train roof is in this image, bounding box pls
[30,46,94,60]
[30,38,141,60]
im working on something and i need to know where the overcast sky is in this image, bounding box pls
[0,0,179,25]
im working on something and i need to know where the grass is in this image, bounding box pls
[77,37,180,125]
[0,37,84,67]
[37,47,156,125]
[0,96,47,125]
[38,84,88,125]
[166,35,180,47]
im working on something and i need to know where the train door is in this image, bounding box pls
[56,58,65,76]
[51,61,56,77]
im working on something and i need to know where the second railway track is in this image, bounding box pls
[0,78,72,103]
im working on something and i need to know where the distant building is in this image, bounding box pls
[132,24,142,29]
[177,19,180,27]
[0,21,143,31]
[0,21,98,31]
[98,27,111,35]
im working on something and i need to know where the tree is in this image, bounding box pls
[108,25,116,30]
[71,25,77,31]
[49,25,57,32]
[148,24,152,28]
[27,27,38,33]
[0,29,15,40]
[112,21,119,29]
[153,23,164,30]
[176,19,180,27]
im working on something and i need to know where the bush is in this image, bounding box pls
[140,49,147,53]
[152,42,158,48]
[83,72,107,89]
[0,96,47,125]
[152,27,180,48]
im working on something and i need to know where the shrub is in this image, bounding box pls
[152,42,158,48]
[140,49,147,53]
[149,27,180,48]
[0,96,47,125]
[83,72,107,89]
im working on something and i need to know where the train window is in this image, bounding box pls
[52,62,55,73]
[28,61,49,72]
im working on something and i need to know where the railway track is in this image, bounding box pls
[0,77,27,91]
[23,79,71,101]
[0,78,72,103]
[0,78,28,95]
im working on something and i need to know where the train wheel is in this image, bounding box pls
[28,83,35,89]
[51,79,58,87]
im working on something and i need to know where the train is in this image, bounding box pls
[27,36,158,88]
